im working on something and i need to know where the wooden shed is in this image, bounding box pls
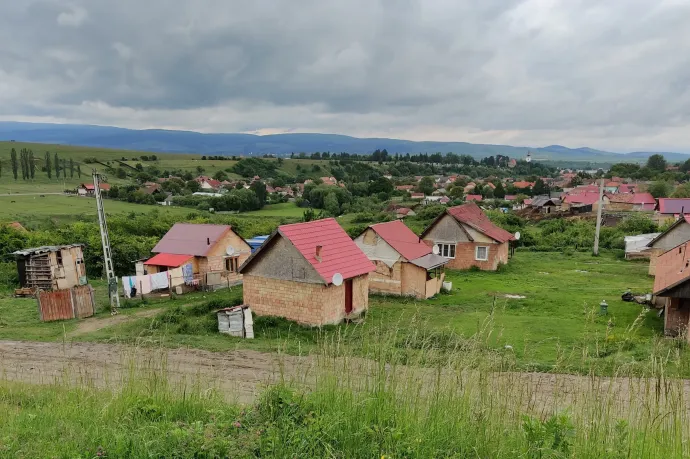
[13,244,87,291]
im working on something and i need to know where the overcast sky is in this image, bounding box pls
[1,0,689,152]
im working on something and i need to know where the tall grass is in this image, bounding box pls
[1,321,689,457]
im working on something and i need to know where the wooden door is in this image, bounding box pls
[345,279,353,314]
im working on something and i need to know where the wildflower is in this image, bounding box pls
[233,421,242,428]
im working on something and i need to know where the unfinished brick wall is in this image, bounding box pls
[443,241,508,271]
[665,298,690,339]
[401,263,427,298]
[243,274,369,326]
[648,248,664,276]
[368,261,403,295]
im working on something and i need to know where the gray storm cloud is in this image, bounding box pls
[1,0,689,151]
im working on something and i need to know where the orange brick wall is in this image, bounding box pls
[665,298,690,339]
[443,241,509,271]
[243,274,369,326]
[368,261,403,295]
[401,263,427,298]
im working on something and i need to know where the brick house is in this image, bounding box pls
[239,218,374,326]
[652,240,690,340]
[147,223,251,286]
[655,198,690,225]
[421,202,515,271]
[646,216,690,275]
[354,221,448,299]
[605,192,656,211]
[77,183,111,196]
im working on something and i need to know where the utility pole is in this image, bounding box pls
[93,170,120,313]
[593,177,604,256]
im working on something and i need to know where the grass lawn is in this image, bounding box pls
[0,251,674,376]
[0,194,193,227]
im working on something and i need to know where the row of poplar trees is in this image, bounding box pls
[6,148,82,180]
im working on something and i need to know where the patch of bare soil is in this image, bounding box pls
[67,308,164,337]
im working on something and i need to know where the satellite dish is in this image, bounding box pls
[432,245,440,255]
[514,231,521,241]
[332,273,343,286]
[225,246,235,256]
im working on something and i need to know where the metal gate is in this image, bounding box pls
[37,285,95,322]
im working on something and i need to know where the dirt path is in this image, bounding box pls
[67,308,163,337]
[2,340,690,412]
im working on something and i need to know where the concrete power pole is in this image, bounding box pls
[93,170,120,313]
[593,177,604,256]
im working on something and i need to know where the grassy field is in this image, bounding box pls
[0,251,669,375]
[244,202,305,218]
[0,194,194,227]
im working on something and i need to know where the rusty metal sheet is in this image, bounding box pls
[37,289,73,322]
[72,285,95,319]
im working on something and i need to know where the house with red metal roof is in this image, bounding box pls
[656,199,690,224]
[465,194,483,202]
[145,223,251,287]
[646,215,690,275]
[421,202,515,271]
[77,182,111,196]
[652,240,690,340]
[354,220,448,299]
[561,192,605,212]
[239,218,375,325]
[605,192,656,211]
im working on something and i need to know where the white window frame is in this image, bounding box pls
[436,243,456,259]
[475,246,489,261]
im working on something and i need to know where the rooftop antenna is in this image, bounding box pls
[93,169,120,313]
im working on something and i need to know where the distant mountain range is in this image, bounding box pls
[1,121,688,163]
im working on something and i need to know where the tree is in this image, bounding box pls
[417,176,435,195]
[62,159,67,179]
[368,177,393,195]
[448,185,464,200]
[28,150,35,179]
[54,152,60,178]
[249,181,267,204]
[77,164,82,178]
[45,152,52,178]
[324,192,340,215]
[649,180,673,198]
[646,154,667,173]
[18,149,27,180]
[213,170,229,181]
[69,158,74,178]
[494,182,506,198]
[10,148,18,180]
[185,180,200,192]
[671,182,690,198]
[532,178,548,196]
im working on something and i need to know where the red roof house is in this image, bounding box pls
[653,241,690,340]
[239,218,375,325]
[657,199,690,217]
[77,183,111,196]
[421,202,515,271]
[512,181,535,189]
[465,194,483,202]
[562,192,603,211]
[146,223,251,285]
[618,184,639,193]
[605,192,656,211]
[354,220,448,299]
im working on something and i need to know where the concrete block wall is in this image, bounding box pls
[368,261,402,295]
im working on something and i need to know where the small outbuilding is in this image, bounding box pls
[646,215,690,275]
[421,202,515,271]
[653,241,690,340]
[239,218,375,326]
[13,244,87,291]
[355,220,448,299]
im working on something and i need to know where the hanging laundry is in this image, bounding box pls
[150,272,170,291]
[182,263,194,285]
[122,276,132,298]
[137,275,152,295]
[169,267,184,287]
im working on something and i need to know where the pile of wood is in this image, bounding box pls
[14,287,37,298]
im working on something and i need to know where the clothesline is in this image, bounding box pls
[122,262,195,298]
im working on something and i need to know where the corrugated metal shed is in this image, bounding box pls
[12,244,84,257]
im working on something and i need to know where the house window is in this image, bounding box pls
[437,243,456,259]
[225,257,239,272]
[475,246,489,261]
[56,251,63,266]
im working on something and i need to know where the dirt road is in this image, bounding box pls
[0,340,311,404]
[67,308,163,337]
[1,340,689,412]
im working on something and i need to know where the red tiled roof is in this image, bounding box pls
[397,207,413,215]
[657,198,690,215]
[466,194,483,202]
[410,193,424,198]
[144,253,193,267]
[504,195,517,201]
[569,185,600,194]
[82,183,111,191]
[446,202,515,243]
[277,218,374,284]
[564,192,600,205]
[618,184,639,193]
[369,220,431,261]
[512,181,534,189]
[152,223,232,256]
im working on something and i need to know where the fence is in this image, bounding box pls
[37,285,95,322]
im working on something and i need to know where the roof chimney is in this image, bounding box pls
[207,237,211,246]
[315,245,323,262]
